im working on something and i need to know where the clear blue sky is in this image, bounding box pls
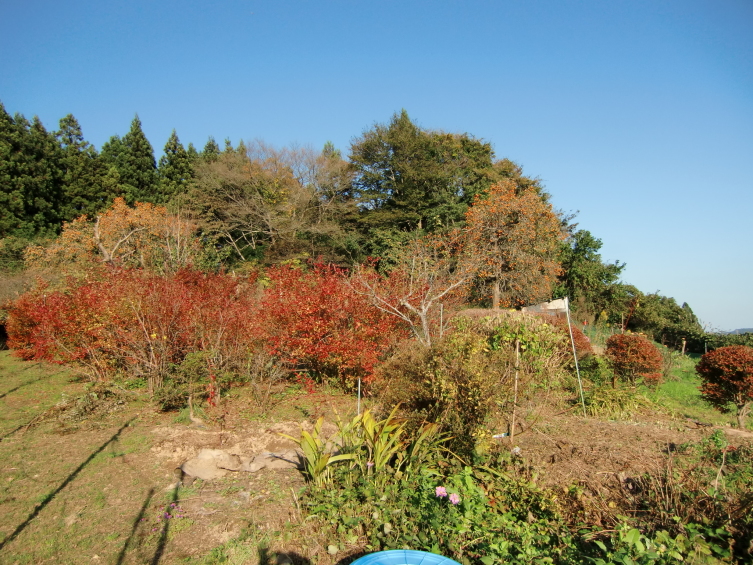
[1,0,751,331]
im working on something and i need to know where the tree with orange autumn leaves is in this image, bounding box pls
[464,179,564,309]
[25,197,200,273]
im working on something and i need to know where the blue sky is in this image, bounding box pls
[1,0,751,330]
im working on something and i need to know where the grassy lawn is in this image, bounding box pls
[652,352,746,429]
[0,351,357,564]
[0,352,179,564]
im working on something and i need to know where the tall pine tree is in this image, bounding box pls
[57,114,114,220]
[0,103,24,237]
[0,104,64,237]
[202,137,220,162]
[157,129,193,203]
[104,115,158,204]
[186,142,199,162]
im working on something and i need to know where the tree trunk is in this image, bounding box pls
[492,278,501,310]
[737,402,750,429]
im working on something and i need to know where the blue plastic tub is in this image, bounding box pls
[349,549,462,565]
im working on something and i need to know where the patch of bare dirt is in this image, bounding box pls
[508,401,753,490]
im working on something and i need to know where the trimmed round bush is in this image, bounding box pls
[605,333,662,388]
[696,345,753,429]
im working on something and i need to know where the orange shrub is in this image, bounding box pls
[605,333,662,387]
[697,345,753,429]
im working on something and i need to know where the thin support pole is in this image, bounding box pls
[440,303,444,341]
[510,339,520,445]
[565,297,587,418]
[357,377,361,415]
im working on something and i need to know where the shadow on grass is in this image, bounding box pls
[0,419,35,442]
[0,369,69,441]
[0,373,50,400]
[116,487,155,565]
[259,545,313,565]
[0,416,137,552]
[150,483,180,565]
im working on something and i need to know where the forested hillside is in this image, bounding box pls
[0,103,731,350]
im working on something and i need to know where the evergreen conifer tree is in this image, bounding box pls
[0,105,64,237]
[0,103,24,237]
[235,139,247,156]
[56,114,113,220]
[101,134,127,201]
[118,115,158,204]
[202,137,220,162]
[157,129,193,203]
[186,142,199,162]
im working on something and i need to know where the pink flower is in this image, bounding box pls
[435,486,448,498]
[449,493,460,505]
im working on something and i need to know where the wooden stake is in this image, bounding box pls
[510,338,520,445]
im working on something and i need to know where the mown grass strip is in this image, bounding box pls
[0,416,137,552]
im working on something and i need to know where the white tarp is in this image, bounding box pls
[521,297,568,315]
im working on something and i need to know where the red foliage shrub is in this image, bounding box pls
[6,262,407,393]
[5,269,261,391]
[539,315,593,359]
[605,333,662,387]
[259,263,408,387]
[696,345,753,429]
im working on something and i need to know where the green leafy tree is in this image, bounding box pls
[554,229,625,316]
[100,134,128,201]
[349,110,496,257]
[0,104,27,237]
[235,139,247,156]
[157,129,193,203]
[100,134,124,167]
[186,142,199,162]
[628,293,704,350]
[201,137,221,162]
[492,158,548,198]
[0,105,64,238]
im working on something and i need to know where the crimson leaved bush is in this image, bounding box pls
[5,269,260,392]
[605,333,662,388]
[696,345,753,429]
[6,263,407,394]
[259,263,408,387]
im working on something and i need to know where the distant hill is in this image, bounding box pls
[728,328,753,335]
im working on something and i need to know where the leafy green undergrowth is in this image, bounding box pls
[289,411,748,564]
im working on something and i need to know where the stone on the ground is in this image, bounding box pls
[181,449,230,480]
[181,447,303,480]
[242,449,303,472]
